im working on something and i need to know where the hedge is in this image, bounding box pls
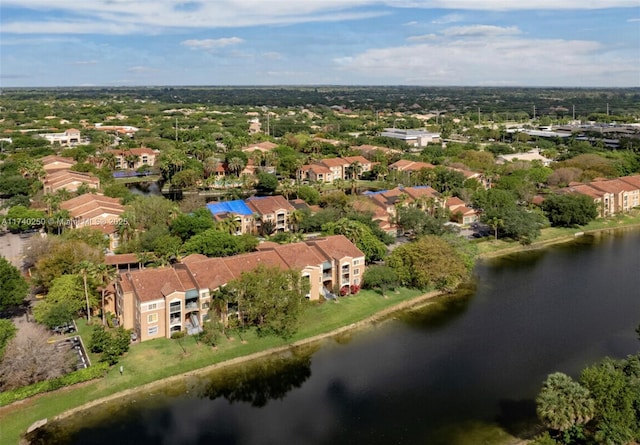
[0,362,110,407]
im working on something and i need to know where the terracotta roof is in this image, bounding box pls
[243,141,278,152]
[590,179,638,194]
[319,158,350,168]
[246,195,294,215]
[40,155,76,166]
[60,194,124,221]
[183,257,235,290]
[389,160,435,171]
[620,174,640,189]
[222,250,289,278]
[342,156,370,165]
[105,253,140,266]
[567,184,607,199]
[43,170,100,190]
[126,268,187,302]
[306,235,365,261]
[274,243,325,270]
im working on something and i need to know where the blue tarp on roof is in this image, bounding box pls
[206,200,253,216]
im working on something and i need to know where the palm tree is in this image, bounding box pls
[227,157,245,177]
[488,216,504,240]
[124,153,140,169]
[92,264,119,325]
[76,261,95,323]
[288,209,305,233]
[536,372,595,432]
[100,152,117,170]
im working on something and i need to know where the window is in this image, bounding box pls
[147,303,157,311]
[354,268,360,276]
[353,259,360,266]
[148,326,158,336]
[147,313,158,324]
[354,278,360,285]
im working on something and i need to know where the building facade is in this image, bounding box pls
[114,235,365,342]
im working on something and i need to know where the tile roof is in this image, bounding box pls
[306,235,365,261]
[127,268,187,302]
[60,194,124,220]
[319,158,350,168]
[246,195,294,215]
[105,253,140,266]
[389,160,435,171]
[620,174,640,189]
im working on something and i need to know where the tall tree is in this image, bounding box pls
[0,323,74,391]
[226,265,308,338]
[91,264,119,325]
[536,372,596,433]
[0,257,29,312]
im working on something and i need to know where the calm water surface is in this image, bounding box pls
[30,230,640,445]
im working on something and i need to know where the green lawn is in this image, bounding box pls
[476,210,640,258]
[0,287,424,445]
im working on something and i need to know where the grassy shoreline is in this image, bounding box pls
[2,287,436,444]
[5,212,640,444]
[476,210,640,259]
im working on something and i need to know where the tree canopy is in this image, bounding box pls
[386,235,473,291]
[183,229,258,257]
[542,193,598,228]
[226,265,308,338]
[0,257,29,312]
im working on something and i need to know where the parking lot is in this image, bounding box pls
[54,334,91,370]
[0,231,29,269]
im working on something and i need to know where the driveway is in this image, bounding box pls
[0,232,29,270]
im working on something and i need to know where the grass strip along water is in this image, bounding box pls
[1,287,431,445]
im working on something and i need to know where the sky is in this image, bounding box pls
[1,1,639,88]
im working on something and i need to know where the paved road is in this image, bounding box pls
[0,232,31,269]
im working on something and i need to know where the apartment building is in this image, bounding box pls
[107,147,157,170]
[43,170,100,194]
[39,129,82,146]
[297,156,372,183]
[562,175,640,218]
[246,195,295,233]
[115,235,365,342]
[60,194,125,251]
[40,155,76,173]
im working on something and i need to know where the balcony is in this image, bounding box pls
[185,301,198,311]
[169,315,181,326]
[322,271,332,281]
[169,303,181,314]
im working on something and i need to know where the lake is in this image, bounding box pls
[28,230,640,445]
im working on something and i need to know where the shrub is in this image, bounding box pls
[350,284,361,294]
[0,362,110,407]
[340,285,349,296]
[171,331,186,340]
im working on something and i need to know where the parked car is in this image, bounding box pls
[52,322,76,335]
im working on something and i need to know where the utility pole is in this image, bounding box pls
[572,104,575,121]
[533,105,536,120]
[477,107,481,125]
[606,103,610,116]
[175,117,178,142]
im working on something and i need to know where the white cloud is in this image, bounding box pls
[2,1,637,35]
[627,18,640,22]
[181,37,244,50]
[334,35,640,87]
[441,25,521,37]
[70,60,98,65]
[407,33,438,41]
[262,51,283,60]
[431,13,463,24]
[127,66,159,74]
[403,20,419,26]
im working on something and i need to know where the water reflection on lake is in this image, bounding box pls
[28,230,640,445]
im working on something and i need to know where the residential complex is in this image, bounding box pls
[59,194,125,251]
[115,235,365,342]
[564,175,640,217]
